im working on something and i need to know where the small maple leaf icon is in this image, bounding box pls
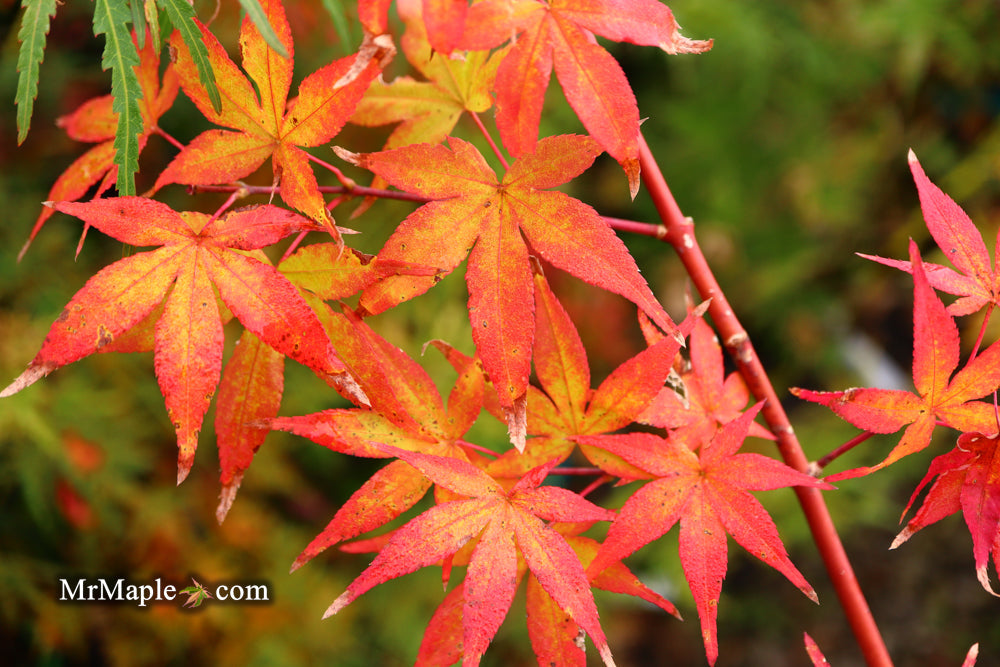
[179,578,213,608]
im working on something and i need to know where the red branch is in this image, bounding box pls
[637,132,893,667]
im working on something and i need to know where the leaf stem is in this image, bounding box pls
[208,189,242,224]
[577,473,614,499]
[813,430,876,474]
[470,112,509,170]
[969,303,993,361]
[307,153,357,189]
[637,131,893,667]
[153,126,186,152]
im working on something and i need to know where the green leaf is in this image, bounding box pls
[158,0,221,113]
[92,0,144,196]
[143,0,162,54]
[238,0,290,59]
[321,0,360,57]
[130,0,147,49]
[14,0,59,145]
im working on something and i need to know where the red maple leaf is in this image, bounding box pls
[323,446,618,666]
[0,197,344,484]
[340,133,676,450]
[458,0,712,195]
[154,0,387,232]
[639,308,774,447]
[892,431,1000,596]
[20,35,178,260]
[582,405,831,665]
[860,150,1000,317]
[792,240,1000,481]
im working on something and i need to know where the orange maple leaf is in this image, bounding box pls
[213,243,438,521]
[486,268,694,479]
[154,0,386,231]
[583,405,830,665]
[414,521,678,666]
[20,35,178,260]
[1,197,344,484]
[792,240,1000,481]
[341,133,676,450]
[324,447,619,667]
[458,0,712,196]
[270,308,486,570]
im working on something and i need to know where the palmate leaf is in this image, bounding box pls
[1,197,344,485]
[324,447,619,667]
[237,0,290,58]
[156,0,386,233]
[270,306,484,570]
[93,0,144,196]
[892,432,1000,596]
[860,150,1000,316]
[14,0,59,144]
[793,241,1000,481]
[458,0,712,197]
[639,308,774,446]
[485,269,697,480]
[583,406,831,665]
[158,0,221,113]
[343,134,677,450]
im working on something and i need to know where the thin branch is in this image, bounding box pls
[637,131,893,667]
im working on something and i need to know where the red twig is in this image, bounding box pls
[813,430,876,473]
[637,132,893,667]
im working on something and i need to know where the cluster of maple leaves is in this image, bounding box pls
[8,0,999,664]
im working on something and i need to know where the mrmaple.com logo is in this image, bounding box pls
[58,577,270,608]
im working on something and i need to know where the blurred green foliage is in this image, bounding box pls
[2,0,1000,665]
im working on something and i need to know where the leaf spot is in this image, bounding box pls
[95,325,113,349]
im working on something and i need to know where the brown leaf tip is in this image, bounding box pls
[332,146,361,166]
[216,474,243,524]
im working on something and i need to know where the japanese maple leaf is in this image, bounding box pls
[154,0,386,232]
[340,133,676,449]
[214,243,439,522]
[639,311,774,447]
[324,445,619,667]
[355,0,466,54]
[19,35,178,261]
[485,267,693,479]
[348,0,503,214]
[0,197,344,484]
[414,521,678,666]
[179,578,214,608]
[351,0,501,146]
[792,240,1000,482]
[270,308,485,570]
[892,431,1000,596]
[458,0,712,196]
[583,405,831,666]
[860,150,1000,316]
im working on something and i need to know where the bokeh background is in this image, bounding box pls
[2,0,1000,664]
